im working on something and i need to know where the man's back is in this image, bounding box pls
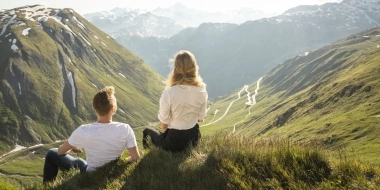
[68,122,136,171]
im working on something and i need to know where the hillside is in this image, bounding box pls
[201,26,380,165]
[1,135,380,189]
[116,0,380,98]
[0,5,163,154]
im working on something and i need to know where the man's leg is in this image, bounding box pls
[143,128,165,148]
[43,148,87,183]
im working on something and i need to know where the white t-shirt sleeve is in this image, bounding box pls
[198,91,208,121]
[68,126,84,149]
[158,90,170,124]
[125,125,137,148]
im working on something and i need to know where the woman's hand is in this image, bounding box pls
[72,147,83,153]
[160,121,168,132]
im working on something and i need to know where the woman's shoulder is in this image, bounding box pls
[168,85,206,92]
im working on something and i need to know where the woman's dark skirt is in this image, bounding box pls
[143,123,201,152]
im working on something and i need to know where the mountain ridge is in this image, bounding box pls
[117,0,380,98]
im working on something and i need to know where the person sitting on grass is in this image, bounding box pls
[43,86,140,183]
[143,50,208,152]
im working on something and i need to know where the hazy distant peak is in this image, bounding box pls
[343,0,379,3]
[171,2,189,10]
[283,4,321,15]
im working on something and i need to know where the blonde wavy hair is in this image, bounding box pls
[166,50,206,89]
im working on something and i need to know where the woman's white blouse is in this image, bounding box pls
[158,85,208,130]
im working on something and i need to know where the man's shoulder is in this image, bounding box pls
[110,122,130,127]
[109,122,133,131]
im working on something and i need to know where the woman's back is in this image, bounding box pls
[159,85,207,130]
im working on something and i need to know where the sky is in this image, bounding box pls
[0,0,343,14]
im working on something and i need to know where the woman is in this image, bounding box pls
[143,50,208,152]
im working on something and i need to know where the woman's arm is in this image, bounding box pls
[160,121,168,132]
[198,92,208,122]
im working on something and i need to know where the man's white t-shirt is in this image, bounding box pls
[158,85,208,130]
[68,122,137,172]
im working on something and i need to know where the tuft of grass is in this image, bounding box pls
[26,134,380,190]
[0,177,17,190]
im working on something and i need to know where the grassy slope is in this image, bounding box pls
[8,135,375,189]
[201,27,380,165]
[0,7,164,154]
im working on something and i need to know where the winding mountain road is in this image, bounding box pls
[202,77,263,128]
[232,77,263,133]
[202,85,248,127]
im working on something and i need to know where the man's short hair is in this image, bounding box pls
[93,86,115,116]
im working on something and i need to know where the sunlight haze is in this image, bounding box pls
[1,0,343,14]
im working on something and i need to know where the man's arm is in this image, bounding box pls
[126,146,140,162]
[57,141,82,155]
[57,141,73,155]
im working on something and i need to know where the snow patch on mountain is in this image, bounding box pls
[0,15,17,36]
[78,33,91,46]
[73,16,86,29]
[11,44,19,50]
[22,28,32,36]
[10,37,18,50]
[37,16,48,22]
[119,109,127,115]
[18,83,22,95]
[118,73,126,78]
[67,72,76,108]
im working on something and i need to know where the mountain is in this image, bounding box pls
[152,3,276,27]
[202,26,380,164]
[118,0,380,98]
[83,3,275,39]
[0,5,163,154]
[84,8,184,38]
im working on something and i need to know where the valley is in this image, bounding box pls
[0,1,380,189]
[202,28,380,165]
[109,0,380,98]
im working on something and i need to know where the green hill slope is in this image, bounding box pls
[0,5,163,154]
[2,135,377,189]
[202,27,380,165]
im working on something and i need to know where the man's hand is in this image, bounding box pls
[126,146,140,162]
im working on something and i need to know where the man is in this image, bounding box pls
[43,86,140,183]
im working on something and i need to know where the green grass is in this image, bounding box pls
[198,28,380,166]
[21,135,380,190]
[0,177,18,190]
